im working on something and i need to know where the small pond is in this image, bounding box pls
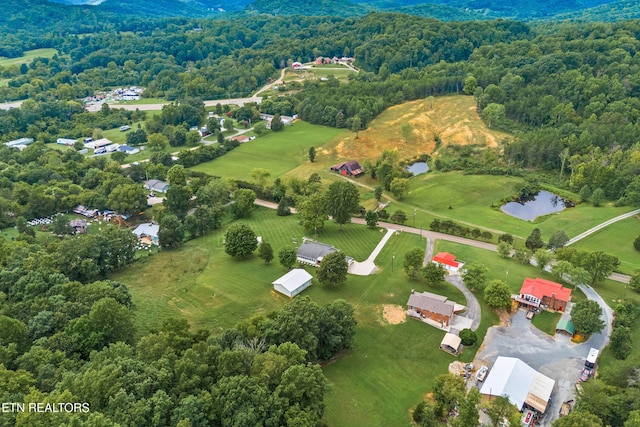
[500,190,568,221]
[406,161,429,176]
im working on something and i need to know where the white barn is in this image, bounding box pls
[272,269,313,298]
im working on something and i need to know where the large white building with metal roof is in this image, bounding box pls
[272,269,313,298]
[480,356,555,414]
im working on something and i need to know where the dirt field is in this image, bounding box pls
[333,95,510,162]
[382,304,407,324]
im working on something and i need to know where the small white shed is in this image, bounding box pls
[272,269,313,298]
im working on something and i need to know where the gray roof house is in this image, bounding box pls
[406,290,456,328]
[133,223,159,245]
[297,239,354,267]
[145,179,169,193]
[272,269,313,298]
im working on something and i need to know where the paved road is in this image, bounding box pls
[0,100,24,110]
[446,273,481,331]
[566,208,640,245]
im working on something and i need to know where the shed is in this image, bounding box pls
[330,160,364,177]
[440,333,462,355]
[69,219,87,234]
[480,356,555,414]
[556,318,575,336]
[272,269,313,298]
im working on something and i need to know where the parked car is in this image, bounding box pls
[580,368,592,382]
[476,366,489,382]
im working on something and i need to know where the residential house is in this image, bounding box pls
[84,138,112,150]
[104,143,120,153]
[118,145,140,155]
[513,278,572,312]
[272,269,313,298]
[296,239,353,267]
[69,219,87,234]
[5,137,34,150]
[330,160,364,177]
[133,223,159,245]
[56,138,77,146]
[406,290,456,328]
[145,179,169,193]
[432,252,464,273]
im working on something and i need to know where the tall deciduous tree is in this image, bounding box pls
[404,248,425,278]
[453,388,480,427]
[432,374,465,418]
[317,299,356,361]
[365,210,378,229]
[164,185,192,219]
[166,164,187,186]
[420,262,445,284]
[299,192,328,236]
[462,263,488,291]
[278,247,297,270]
[108,183,147,215]
[351,115,362,139]
[525,228,545,251]
[548,230,570,250]
[233,188,256,219]
[258,242,274,265]
[308,146,316,162]
[317,251,348,287]
[571,300,605,335]
[534,249,553,271]
[484,280,512,310]
[486,396,520,427]
[324,181,359,231]
[389,177,410,199]
[158,214,184,248]
[224,223,257,258]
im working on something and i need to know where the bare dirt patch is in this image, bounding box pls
[382,304,406,324]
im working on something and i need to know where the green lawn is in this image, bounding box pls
[0,78,9,87]
[113,209,479,426]
[531,310,562,335]
[108,98,168,106]
[572,216,640,275]
[0,48,57,66]
[191,121,346,181]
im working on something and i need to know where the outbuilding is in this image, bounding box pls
[272,269,313,298]
[440,333,462,355]
[432,252,464,273]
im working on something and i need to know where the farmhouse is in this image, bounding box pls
[432,252,464,273]
[330,160,364,177]
[513,278,572,312]
[296,239,353,267]
[69,219,87,234]
[406,290,456,328]
[480,356,555,414]
[440,333,462,355]
[272,269,313,298]
[133,223,159,245]
[145,179,169,193]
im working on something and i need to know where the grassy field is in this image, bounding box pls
[572,215,640,275]
[0,78,8,87]
[191,121,346,181]
[113,209,485,426]
[531,310,562,335]
[0,48,58,67]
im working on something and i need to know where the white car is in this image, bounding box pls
[476,366,489,382]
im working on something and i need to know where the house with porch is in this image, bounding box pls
[406,290,457,329]
[431,252,464,273]
[513,278,572,312]
[296,239,353,267]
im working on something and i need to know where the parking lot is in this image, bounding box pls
[472,309,607,426]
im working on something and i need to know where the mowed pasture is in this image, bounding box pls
[0,48,58,66]
[571,215,640,275]
[114,209,479,426]
[191,121,346,181]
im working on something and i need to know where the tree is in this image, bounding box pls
[164,184,192,219]
[111,150,126,164]
[390,210,407,224]
[482,103,505,128]
[217,133,225,144]
[610,326,632,360]
[158,214,184,248]
[167,164,187,186]
[233,189,256,219]
[184,205,223,237]
[534,249,553,271]
[276,198,291,216]
[571,300,605,335]
[278,247,297,270]
[317,251,348,287]
[224,223,257,258]
[253,122,267,135]
[365,210,378,229]
[579,251,619,285]
[267,296,320,360]
[389,177,410,199]
[630,273,640,292]
[453,388,480,427]
[374,186,383,202]
[317,299,356,360]
[108,183,147,215]
[325,181,359,231]
[420,262,446,284]
[463,76,478,95]
[579,184,592,202]
[552,411,603,427]
[635,235,640,251]
[497,242,512,258]
[351,115,362,139]
[525,228,545,251]
[250,168,271,189]
[432,374,465,418]
[147,133,169,151]
[308,146,316,162]
[299,192,328,236]
[462,263,488,291]
[552,260,574,282]
[498,233,514,245]
[50,215,72,235]
[484,280,512,310]
[591,188,605,207]
[404,248,425,278]
[459,329,477,346]
[258,242,274,265]
[548,230,570,250]
[270,114,284,131]
[401,123,412,143]
[570,267,592,287]
[413,401,437,427]
[486,396,520,427]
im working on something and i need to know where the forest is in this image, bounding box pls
[1,6,640,426]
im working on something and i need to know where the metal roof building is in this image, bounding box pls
[480,356,555,413]
[272,269,313,298]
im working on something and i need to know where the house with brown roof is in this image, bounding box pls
[513,278,572,312]
[407,290,457,328]
[330,160,364,177]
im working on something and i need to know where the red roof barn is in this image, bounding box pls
[330,160,364,177]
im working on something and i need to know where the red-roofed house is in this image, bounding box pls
[330,160,364,177]
[514,278,572,312]
[432,252,464,273]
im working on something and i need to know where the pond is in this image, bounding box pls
[406,161,429,176]
[500,190,568,221]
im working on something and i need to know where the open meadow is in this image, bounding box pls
[0,48,58,66]
[113,208,485,426]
